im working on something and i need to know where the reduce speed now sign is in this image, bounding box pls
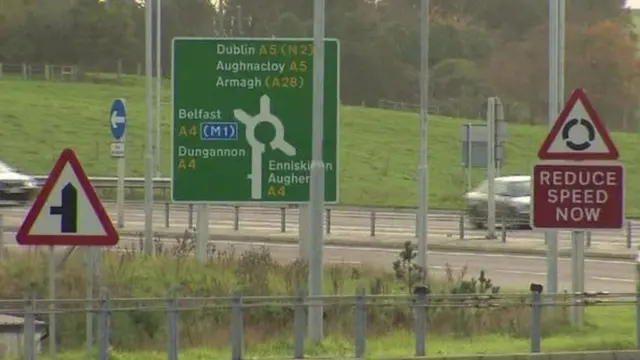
[531,163,624,229]
[532,88,624,230]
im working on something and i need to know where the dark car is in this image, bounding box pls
[0,161,40,205]
[464,175,531,229]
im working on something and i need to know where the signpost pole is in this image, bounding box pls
[558,0,586,326]
[466,124,472,191]
[486,97,497,239]
[196,204,208,262]
[116,134,126,229]
[308,0,326,342]
[494,98,504,178]
[110,98,127,229]
[298,206,308,260]
[86,247,95,352]
[546,0,560,298]
[144,0,155,255]
[416,0,429,272]
[49,247,57,358]
[155,0,162,177]
[571,230,585,326]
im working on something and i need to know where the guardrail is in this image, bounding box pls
[17,290,639,359]
[29,176,640,248]
[32,175,435,212]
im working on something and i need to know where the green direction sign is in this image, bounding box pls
[171,37,340,203]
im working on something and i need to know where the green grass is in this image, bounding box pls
[38,312,640,359]
[2,76,640,213]
[2,238,636,358]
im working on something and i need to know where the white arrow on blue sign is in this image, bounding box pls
[110,99,127,140]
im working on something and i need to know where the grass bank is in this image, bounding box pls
[2,238,635,357]
[2,77,640,213]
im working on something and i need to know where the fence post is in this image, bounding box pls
[637,252,640,349]
[370,212,376,237]
[325,208,331,235]
[501,216,507,242]
[98,288,110,360]
[280,208,286,233]
[164,202,170,228]
[628,220,633,249]
[354,287,366,359]
[0,214,4,259]
[530,283,543,353]
[459,212,465,240]
[636,292,640,349]
[23,293,36,360]
[231,295,243,360]
[233,206,240,231]
[188,204,194,228]
[586,232,592,248]
[414,285,428,357]
[293,289,305,359]
[167,291,179,360]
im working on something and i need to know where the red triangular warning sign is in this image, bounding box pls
[537,88,619,160]
[16,149,119,246]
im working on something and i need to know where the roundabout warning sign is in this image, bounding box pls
[537,88,618,160]
[532,88,624,230]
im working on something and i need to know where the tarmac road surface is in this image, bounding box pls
[1,231,636,293]
[0,203,638,249]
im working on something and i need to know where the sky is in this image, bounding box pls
[628,0,640,9]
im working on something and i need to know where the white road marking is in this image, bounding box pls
[591,276,634,283]
[216,240,635,265]
[327,260,361,265]
[497,269,546,276]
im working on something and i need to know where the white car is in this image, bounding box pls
[464,175,531,229]
[0,161,39,205]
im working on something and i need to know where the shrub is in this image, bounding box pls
[0,236,568,350]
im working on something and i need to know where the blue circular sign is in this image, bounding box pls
[110,99,127,140]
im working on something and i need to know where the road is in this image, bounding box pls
[1,203,637,249]
[1,231,636,293]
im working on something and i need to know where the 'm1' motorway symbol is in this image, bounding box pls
[15,148,119,246]
[49,183,78,233]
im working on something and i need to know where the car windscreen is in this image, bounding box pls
[472,179,530,197]
[506,181,530,197]
[472,180,488,194]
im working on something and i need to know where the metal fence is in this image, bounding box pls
[24,176,640,249]
[13,290,640,360]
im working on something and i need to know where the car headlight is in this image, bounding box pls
[23,180,38,188]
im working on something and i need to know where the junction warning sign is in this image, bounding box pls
[531,164,624,229]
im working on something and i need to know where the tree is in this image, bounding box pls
[566,20,640,130]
